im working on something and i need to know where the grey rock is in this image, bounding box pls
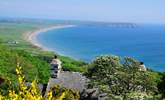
[46,71,88,93]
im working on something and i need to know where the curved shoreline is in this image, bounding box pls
[24,25,76,51]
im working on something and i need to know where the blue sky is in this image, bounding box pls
[0,0,165,23]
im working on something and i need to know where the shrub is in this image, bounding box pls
[85,55,160,97]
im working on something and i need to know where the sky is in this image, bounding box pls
[0,0,165,23]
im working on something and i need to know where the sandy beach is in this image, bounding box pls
[24,25,76,51]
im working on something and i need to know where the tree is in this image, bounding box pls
[85,55,159,96]
[123,57,159,94]
[86,55,121,83]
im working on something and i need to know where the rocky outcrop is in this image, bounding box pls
[46,71,88,92]
[45,71,109,100]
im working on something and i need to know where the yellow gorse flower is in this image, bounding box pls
[46,91,53,100]
[0,92,5,100]
[57,92,66,100]
[0,63,79,100]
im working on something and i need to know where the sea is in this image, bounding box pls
[37,23,165,72]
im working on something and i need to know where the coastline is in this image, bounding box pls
[24,25,76,51]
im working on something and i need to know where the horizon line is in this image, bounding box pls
[0,16,165,25]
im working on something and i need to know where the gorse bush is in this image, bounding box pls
[47,85,79,100]
[0,63,79,100]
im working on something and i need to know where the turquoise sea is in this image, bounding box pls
[37,23,165,72]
